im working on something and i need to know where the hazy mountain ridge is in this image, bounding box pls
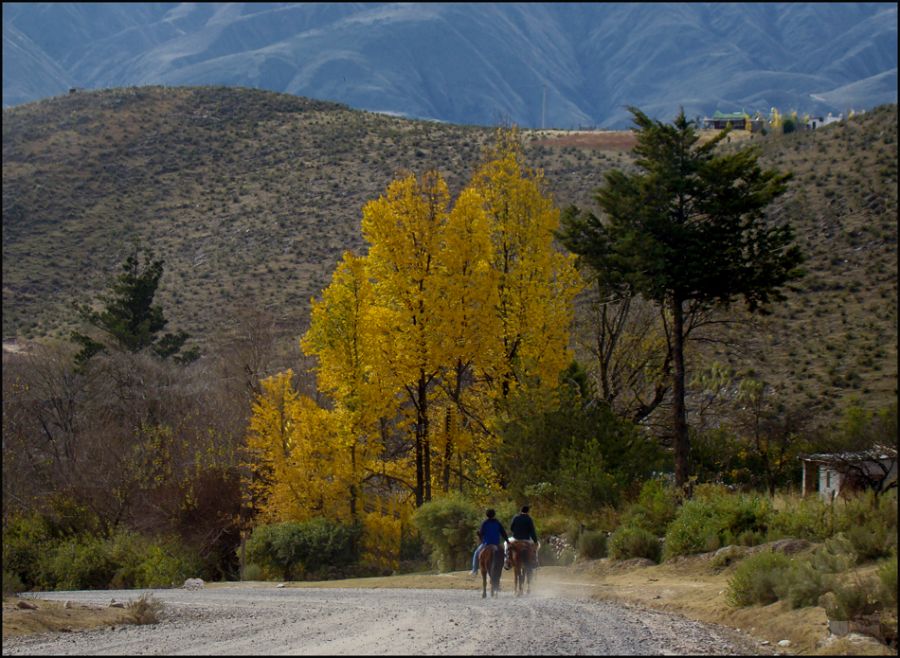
[3,3,896,128]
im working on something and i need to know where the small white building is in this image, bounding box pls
[800,445,897,500]
[808,112,843,129]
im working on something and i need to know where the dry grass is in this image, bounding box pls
[2,596,129,637]
[124,592,163,625]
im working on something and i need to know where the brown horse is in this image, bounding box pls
[508,540,536,596]
[479,543,502,598]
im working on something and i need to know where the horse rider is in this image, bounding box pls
[507,505,540,569]
[470,508,510,576]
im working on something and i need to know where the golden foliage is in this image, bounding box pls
[245,128,582,562]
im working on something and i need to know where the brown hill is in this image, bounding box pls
[2,86,896,424]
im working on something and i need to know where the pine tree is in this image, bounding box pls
[558,107,804,490]
[71,248,198,365]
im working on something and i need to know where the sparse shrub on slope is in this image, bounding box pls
[576,530,608,559]
[663,484,771,560]
[726,550,792,606]
[608,526,661,563]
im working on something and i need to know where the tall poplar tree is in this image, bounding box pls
[361,171,451,506]
[558,107,803,490]
[472,129,581,400]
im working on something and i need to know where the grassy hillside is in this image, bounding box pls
[2,86,896,423]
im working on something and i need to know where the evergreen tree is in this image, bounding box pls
[558,107,803,490]
[72,248,199,365]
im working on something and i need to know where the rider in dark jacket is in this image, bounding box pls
[508,505,540,568]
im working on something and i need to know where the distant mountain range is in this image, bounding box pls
[3,2,898,128]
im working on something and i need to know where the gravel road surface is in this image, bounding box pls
[2,585,768,655]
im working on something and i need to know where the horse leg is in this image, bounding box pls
[481,565,487,598]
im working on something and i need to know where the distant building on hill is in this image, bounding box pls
[807,112,843,129]
[702,111,764,132]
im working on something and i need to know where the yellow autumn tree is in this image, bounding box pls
[470,128,582,403]
[430,186,501,494]
[361,170,453,506]
[247,130,583,534]
[301,251,406,517]
[243,370,352,523]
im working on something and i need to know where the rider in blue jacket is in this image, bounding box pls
[470,508,509,575]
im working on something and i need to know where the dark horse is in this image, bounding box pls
[508,540,536,596]
[479,543,503,598]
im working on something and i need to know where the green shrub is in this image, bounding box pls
[2,570,26,595]
[133,541,198,588]
[663,485,770,560]
[241,563,265,581]
[768,495,830,541]
[245,518,363,581]
[773,559,832,609]
[621,478,680,537]
[770,490,898,550]
[576,530,608,560]
[877,553,897,607]
[2,513,59,590]
[834,492,897,561]
[726,550,792,607]
[825,576,881,620]
[105,531,198,589]
[608,526,661,562]
[811,533,858,573]
[412,494,480,572]
[44,535,117,590]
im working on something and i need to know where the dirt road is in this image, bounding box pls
[1,581,770,656]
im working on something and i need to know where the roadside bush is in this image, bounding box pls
[2,513,60,589]
[126,592,164,625]
[608,526,661,563]
[108,531,199,589]
[877,553,897,607]
[835,491,897,561]
[619,478,680,537]
[768,494,831,541]
[726,550,792,607]
[663,485,770,560]
[43,535,117,590]
[412,494,480,572]
[245,518,363,581]
[576,530,608,560]
[2,570,26,595]
[557,546,576,565]
[773,559,832,609]
[241,563,264,581]
[825,575,881,620]
[811,534,858,573]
